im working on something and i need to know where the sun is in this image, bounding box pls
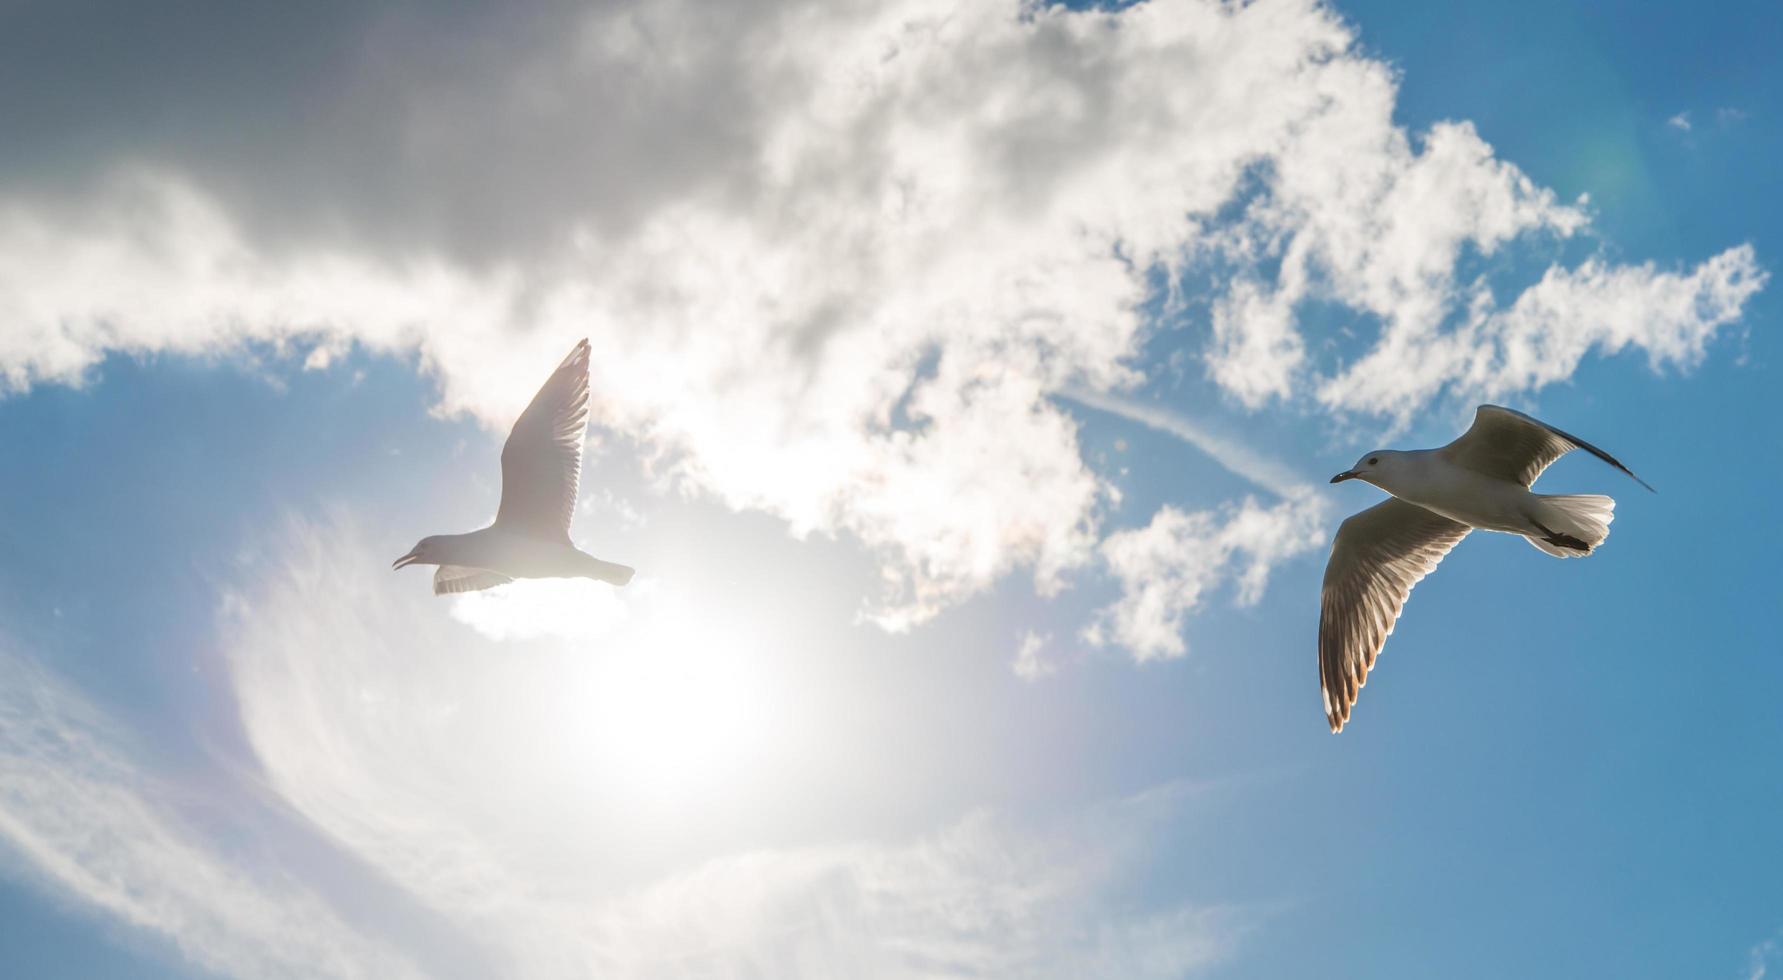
[454,578,791,815]
[583,608,776,798]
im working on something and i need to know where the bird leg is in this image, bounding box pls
[1528,518,1590,552]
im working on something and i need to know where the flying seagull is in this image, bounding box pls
[393,339,635,594]
[1319,405,1652,733]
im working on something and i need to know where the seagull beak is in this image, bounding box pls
[1330,470,1358,484]
[392,550,420,570]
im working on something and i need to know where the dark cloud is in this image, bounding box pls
[0,0,799,264]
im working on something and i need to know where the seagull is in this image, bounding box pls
[393,339,635,595]
[1319,404,1652,733]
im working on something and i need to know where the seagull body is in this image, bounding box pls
[393,339,635,595]
[1320,405,1652,732]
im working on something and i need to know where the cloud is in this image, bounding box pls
[577,790,1250,979]
[0,515,1256,979]
[1197,108,1761,422]
[1751,931,1783,980]
[1059,391,1329,663]
[1085,494,1329,661]
[1668,111,1693,132]
[0,0,1762,634]
[0,647,423,980]
[216,515,1251,977]
[1199,115,1593,410]
[1060,388,1315,497]
[1012,629,1057,681]
[1318,246,1766,420]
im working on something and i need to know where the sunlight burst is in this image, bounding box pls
[454,579,788,815]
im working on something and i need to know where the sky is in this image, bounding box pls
[0,0,1779,977]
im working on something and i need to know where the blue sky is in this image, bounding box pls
[0,1,1778,977]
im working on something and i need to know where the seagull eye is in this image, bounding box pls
[1367,457,1379,466]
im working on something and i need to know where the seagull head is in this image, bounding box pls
[392,536,442,570]
[1331,451,1393,487]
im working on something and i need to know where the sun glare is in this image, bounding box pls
[578,608,775,797]
[455,579,790,817]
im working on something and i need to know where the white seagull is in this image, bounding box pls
[393,339,635,594]
[1320,405,1652,732]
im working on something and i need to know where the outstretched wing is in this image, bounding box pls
[1319,499,1471,733]
[495,339,591,540]
[434,565,514,595]
[1439,404,1653,491]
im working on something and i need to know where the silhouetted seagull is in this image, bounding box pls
[393,339,635,595]
[1320,405,1652,732]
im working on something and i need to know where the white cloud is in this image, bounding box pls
[1199,111,1595,409]
[1319,246,1766,419]
[1060,387,1315,497]
[577,792,1249,979]
[1061,392,1330,664]
[1185,76,1761,424]
[0,0,1762,634]
[0,648,423,980]
[1207,277,1308,408]
[1751,931,1783,980]
[1085,494,1328,662]
[1668,111,1693,132]
[1012,629,1057,681]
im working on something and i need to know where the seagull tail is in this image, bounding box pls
[580,557,636,586]
[1524,494,1615,558]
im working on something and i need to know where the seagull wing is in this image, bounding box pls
[494,339,591,540]
[434,566,514,595]
[1320,499,1471,733]
[1439,404,1653,490]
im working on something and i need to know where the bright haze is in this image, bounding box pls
[0,1,1779,978]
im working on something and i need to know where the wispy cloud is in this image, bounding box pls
[211,516,1257,976]
[0,512,1264,978]
[0,648,423,980]
[1012,629,1058,681]
[1750,931,1782,980]
[1060,388,1314,498]
[576,791,1252,979]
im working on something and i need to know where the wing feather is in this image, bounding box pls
[1439,404,1652,490]
[495,339,591,540]
[434,565,514,595]
[1319,499,1470,733]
